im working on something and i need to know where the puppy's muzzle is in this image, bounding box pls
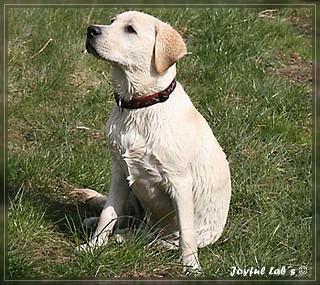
[86,25,102,57]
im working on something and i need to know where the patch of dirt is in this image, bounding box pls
[257,51,312,84]
[288,13,313,38]
[276,52,312,84]
[257,9,312,84]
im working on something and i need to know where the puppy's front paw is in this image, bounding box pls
[183,264,203,276]
[75,236,109,253]
[183,254,202,276]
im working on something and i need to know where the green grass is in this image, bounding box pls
[7,7,313,279]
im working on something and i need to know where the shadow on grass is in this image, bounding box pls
[6,184,99,240]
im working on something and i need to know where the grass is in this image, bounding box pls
[6,7,313,279]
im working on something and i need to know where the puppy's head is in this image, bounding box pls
[85,11,187,74]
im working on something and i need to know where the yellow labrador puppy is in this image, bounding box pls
[76,10,231,273]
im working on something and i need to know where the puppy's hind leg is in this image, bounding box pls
[71,188,107,231]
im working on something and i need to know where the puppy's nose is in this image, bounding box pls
[87,25,102,38]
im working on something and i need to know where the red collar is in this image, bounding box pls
[114,78,176,109]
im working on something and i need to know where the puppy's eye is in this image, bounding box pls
[125,25,137,34]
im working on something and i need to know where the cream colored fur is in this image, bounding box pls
[77,11,231,274]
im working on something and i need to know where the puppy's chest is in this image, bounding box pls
[106,114,167,188]
[106,115,149,156]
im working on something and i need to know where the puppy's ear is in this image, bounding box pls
[154,22,187,74]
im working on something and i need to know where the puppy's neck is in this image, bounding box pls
[111,65,177,102]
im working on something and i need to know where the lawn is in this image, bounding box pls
[6,6,313,280]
